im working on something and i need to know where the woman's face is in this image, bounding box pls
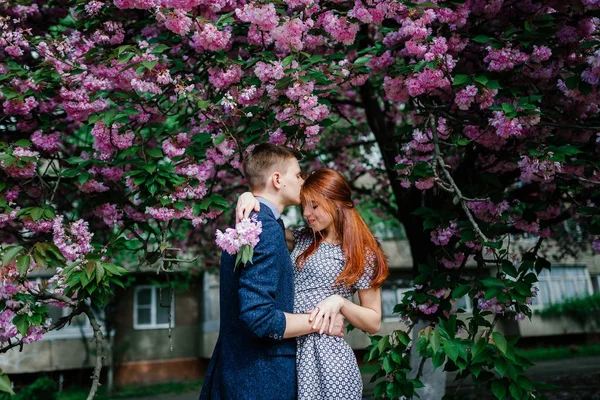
[303,200,334,233]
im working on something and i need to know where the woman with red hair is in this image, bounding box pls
[237,168,389,400]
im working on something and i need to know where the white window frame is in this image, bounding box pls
[530,266,593,310]
[202,272,220,332]
[382,287,412,322]
[133,285,175,330]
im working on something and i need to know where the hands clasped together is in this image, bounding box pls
[307,295,346,337]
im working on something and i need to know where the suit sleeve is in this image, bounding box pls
[238,218,287,340]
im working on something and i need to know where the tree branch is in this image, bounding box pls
[430,115,490,242]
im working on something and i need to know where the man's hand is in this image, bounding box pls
[236,192,260,222]
[329,313,345,338]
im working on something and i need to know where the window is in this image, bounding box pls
[134,285,174,330]
[202,272,220,332]
[455,295,473,313]
[380,278,412,320]
[531,266,592,308]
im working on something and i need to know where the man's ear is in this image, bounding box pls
[271,172,282,189]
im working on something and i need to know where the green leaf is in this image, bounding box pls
[485,80,501,89]
[444,340,459,362]
[16,255,31,277]
[491,380,507,400]
[2,245,24,266]
[473,35,494,43]
[377,335,390,353]
[275,76,293,90]
[354,56,372,65]
[146,147,163,158]
[0,370,15,395]
[517,375,533,391]
[432,350,445,369]
[494,357,509,377]
[95,262,105,284]
[13,314,29,337]
[452,74,470,86]
[565,75,579,90]
[452,284,470,299]
[431,330,441,353]
[143,60,157,70]
[282,55,295,68]
[474,75,488,85]
[14,139,32,147]
[492,332,508,354]
[509,383,524,399]
[501,261,518,278]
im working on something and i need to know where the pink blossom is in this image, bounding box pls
[477,88,498,109]
[269,129,287,145]
[320,12,360,45]
[23,219,53,233]
[418,302,439,315]
[368,51,394,72]
[431,221,458,246]
[208,65,243,89]
[405,69,450,96]
[85,1,104,16]
[271,18,308,52]
[145,206,176,221]
[52,216,94,262]
[191,24,232,52]
[441,253,465,269]
[235,3,279,31]
[94,203,123,228]
[489,111,523,138]
[215,216,262,255]
[254,61,285,83]
[3,96,38,115]
[592,238,600,253]
[100,166,124,181]
[31,130,61,153]
[163,133,190,158]
[77,180,110,193]
[415,178,435,190]
[484,46,529,71]
[518,156,562,182]
[383,77,409,103]
[0,147,39,179]
[162,10,193,36]
[454,85,478,110]
[0,309,18,342]
[531,45,552,63]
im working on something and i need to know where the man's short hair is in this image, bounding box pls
[244,144,302,191]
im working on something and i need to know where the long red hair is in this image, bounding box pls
[296,168,389,289]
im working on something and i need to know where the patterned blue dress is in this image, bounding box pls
[291,228,373,400]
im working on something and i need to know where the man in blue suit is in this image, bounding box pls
[199,144,342,400]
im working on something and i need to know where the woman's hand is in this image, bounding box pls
[308,295,345,334]
[236,192,260,222]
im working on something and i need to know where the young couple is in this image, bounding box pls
[199,144,389,400]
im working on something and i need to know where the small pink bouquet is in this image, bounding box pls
[215,215,262,270]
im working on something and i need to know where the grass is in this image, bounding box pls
[57,380,202,400]
[358,343,600,374]
[517,343,600,362]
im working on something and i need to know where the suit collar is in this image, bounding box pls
[256,197,281,219]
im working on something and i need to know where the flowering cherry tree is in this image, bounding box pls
[1,0,599,398]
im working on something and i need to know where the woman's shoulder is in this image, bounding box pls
[292,226,313,243]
